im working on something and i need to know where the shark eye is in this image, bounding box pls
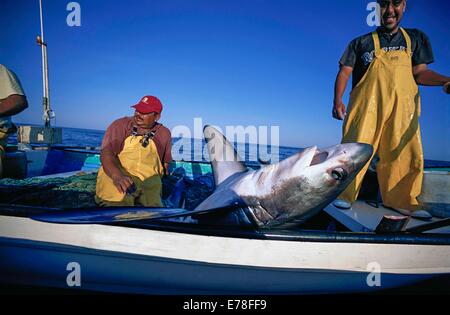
[331,168,348,181]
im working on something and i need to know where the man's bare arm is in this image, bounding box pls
[0,95,28,117]
[333,65,353,120]
[413,64,450,91]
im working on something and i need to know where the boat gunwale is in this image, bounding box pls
[1,205,450,245]
[119,220,450,245]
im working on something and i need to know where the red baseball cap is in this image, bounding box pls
[131,95,163,114]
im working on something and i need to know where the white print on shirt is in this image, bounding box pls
[361,46,408,66]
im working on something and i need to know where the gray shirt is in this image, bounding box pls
[339,28,434,88]
[0,64,25,128]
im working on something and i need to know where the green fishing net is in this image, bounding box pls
[0,172,98,208]
[0,171,214,210]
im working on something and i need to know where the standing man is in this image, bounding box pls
[0,64,28,177]
[332,0,450,216]
[95,95,172,207]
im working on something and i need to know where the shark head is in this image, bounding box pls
[195,125,373,229]
[236,142,373,227]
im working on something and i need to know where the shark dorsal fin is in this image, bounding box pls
[203,125,246,186]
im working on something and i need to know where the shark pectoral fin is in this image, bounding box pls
[203,125,247,186]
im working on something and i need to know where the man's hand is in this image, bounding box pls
[163,162,170,176]
[100,149,135,194]
[333,65,352,121]
[111,173,134,194]
[332,100,347,120]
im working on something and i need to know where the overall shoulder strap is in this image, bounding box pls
[371,31,381,56]
[399,28,412,55]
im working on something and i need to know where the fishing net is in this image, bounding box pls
[0,168,214,210]
[0,172,97,208]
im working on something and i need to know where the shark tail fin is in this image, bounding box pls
[203,125,246,186]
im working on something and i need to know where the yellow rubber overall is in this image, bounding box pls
[340,28,423,211]
[96,135,164,207]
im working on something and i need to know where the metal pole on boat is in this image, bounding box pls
[37,0,53,128]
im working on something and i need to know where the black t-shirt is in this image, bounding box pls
[339,27,434,88]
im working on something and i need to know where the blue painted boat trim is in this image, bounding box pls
[0,237,440,294]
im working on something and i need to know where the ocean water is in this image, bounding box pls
[8,125,105,148]
[8,126,301,164]
[8,126,450,167]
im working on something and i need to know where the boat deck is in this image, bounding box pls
[324,200,450,234]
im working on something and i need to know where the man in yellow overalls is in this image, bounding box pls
[332,0,450,217]
[96,95,172,207]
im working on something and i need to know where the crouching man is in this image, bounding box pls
[95,95,172,207]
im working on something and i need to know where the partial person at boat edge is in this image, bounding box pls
[0,64,29,178]
[95,95,172,207]
[332,0,450,217]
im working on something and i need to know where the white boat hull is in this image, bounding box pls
[1,215,449,294]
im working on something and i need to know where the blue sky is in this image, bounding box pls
[1,0,449,160]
